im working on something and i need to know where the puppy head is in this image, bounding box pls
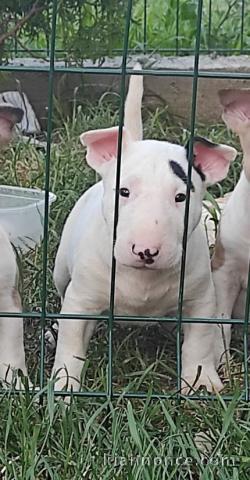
[219,89,250,134]
[80,127,236,270]
[0,103,23,146]
[219,89,250,179]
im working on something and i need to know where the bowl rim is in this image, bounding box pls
[0,185,56,213]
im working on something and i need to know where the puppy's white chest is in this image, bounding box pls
[114,268,179,316]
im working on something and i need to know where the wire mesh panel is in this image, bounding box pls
[0,0,249,403]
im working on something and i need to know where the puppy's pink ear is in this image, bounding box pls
[0,103,23,145]
[80,126,130,174]
[219,89,250,134]
[187,136,237,185]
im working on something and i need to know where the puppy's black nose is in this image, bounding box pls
[132,245,159,259]
[144,248,159,258]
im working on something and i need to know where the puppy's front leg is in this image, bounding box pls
[212,263,241,359]
[52,281,102,391]
[181,299,224,393]
[0,288,27,387]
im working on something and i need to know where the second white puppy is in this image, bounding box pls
[212,89,250,352]
[0,103,28,385]
[52,67,237,393]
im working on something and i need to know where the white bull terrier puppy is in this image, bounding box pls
[52,67,237,393]
[0,103,28,385]
[212,89,250,352]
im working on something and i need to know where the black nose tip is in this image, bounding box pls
[132,244,144,259]
[132,245,159,260]
[144,248,159,258]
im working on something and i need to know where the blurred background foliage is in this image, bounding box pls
[0,0,250,65]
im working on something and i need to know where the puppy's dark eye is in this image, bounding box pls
[119,188,130,198]
[175,193,186,203]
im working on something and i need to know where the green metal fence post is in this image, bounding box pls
[176,0,180,55]
[243,265,250,401]
[108,0,133,400]
[176,0,203,396]
[143,0,147,54]
[240,0,245,54]
[208,0,212,52]
[40,0,58,392]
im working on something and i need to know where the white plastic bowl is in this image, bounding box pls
[0,185,56,253]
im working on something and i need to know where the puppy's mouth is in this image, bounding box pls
[136,256,156,266]
[115,245,182,270]
[136,259,157,268]
[118,258,161,270]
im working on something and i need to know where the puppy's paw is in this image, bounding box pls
[0,366,32,391]
[13,376,33,391]
[51,374,80,405]
[52,368,81,392]
[181,365,224,395]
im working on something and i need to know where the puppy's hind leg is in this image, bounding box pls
[0,288,27,387]
[212,263,241,364]
[53,247,71,301]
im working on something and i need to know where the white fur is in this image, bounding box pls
[52,68,237,393]
[0,225,27,384]
[0,103,28,386]
[212,90,250,352]
[212,176,249,354]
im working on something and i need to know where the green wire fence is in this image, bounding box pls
[0,0,249,402]
[3,0,250,60]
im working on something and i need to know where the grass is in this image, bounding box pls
[131,0,250,54]
[0,387,250,478]
[0,98,249,478]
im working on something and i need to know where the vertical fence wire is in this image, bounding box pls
[14,13,18,56]
[107,0,133,399]
[240,0,245,54]
[39,0,57,391]
[176,0,203,395]
[46,7,51,58]
[208,0,212,52]
[243,263,250,401]
[143,0,147,54]
[175,0,180,55]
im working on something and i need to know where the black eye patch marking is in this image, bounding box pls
[169,160,195,192]
[192,159,206,182]
[185,136,219,182]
